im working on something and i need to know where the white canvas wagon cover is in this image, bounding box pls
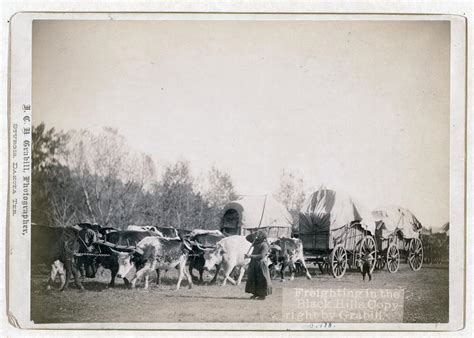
[221,195,292,237]
[372,205,422,239]
[299,189,376,235]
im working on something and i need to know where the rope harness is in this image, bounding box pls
[62,229,112,258]
[74,252,111,257]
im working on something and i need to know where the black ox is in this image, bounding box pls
[187,230,225,284]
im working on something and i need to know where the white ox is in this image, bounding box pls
[114,236,193,290]
[203,235,252,286]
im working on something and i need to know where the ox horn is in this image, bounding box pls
[113,244,135,252]
[182,239,193,251]
[106,243,136,253]
[110,246,137,255]
[99,240,119,248]
[193,242,213,252]
[271,244,282,251]
[109,247,122,255]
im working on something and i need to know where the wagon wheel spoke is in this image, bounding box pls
[335,265,341,276]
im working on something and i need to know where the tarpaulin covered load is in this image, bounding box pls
[221,195,292,238]
[298,189,376,250]
[299,189,376,234]
[372,205,422,239]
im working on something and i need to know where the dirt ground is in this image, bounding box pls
[31,263,449,324]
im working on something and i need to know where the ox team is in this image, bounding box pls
[33,223,312,299]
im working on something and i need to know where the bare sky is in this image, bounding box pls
[32,19,450,230]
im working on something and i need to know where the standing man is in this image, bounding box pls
[74,223,97,253]
[73,224,98,279]
[244,230,272,300]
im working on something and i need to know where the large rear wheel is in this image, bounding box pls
[318,260,330,274]
[408,238,423,271]
[375,255,385,270]
[358,236,377,274]
[330,244,347,279]
[386,243,400,273]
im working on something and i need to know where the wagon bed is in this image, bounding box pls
[300,221,376,278]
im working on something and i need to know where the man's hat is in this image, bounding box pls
[255,230,267,241]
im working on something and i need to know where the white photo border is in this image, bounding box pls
[4,10,468,333]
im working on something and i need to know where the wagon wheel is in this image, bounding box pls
[408,238,423,271]
[330,244,347,279]
[386,243,400,273]
[317,262,324,274]
[359,236,377,273]
[318,261,330,274]
[375,255,386,270]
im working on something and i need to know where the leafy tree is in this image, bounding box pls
[201,166,237,228]
[32,124,238,231]
[32,123,74,226]
[62,128,156,227]
[203,167,237,209]
[152,161,196,229]
[274,169,306,229]
[32,122,67,174]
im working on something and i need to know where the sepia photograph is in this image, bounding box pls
[5,11,467,331]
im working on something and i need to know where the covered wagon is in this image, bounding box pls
[220,195,293,239]
[298,189,377,278]
[372,206,424,272]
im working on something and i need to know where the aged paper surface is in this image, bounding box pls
[1,2,471,337]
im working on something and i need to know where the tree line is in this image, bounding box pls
[32,123,308,231]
